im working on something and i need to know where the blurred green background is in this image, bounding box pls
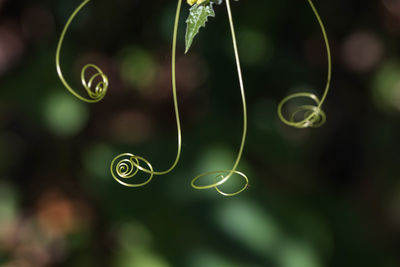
[1,0,400,266]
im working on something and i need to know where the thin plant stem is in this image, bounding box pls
[110,0,183,187]
[56,0,109,103]
[191,0,249,196]
[277,0,332,128]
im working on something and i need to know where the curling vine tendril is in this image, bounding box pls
[56,0,108,103]
[110,0,183,188]
[278,0,332,128]
[189,0,249,196]
[55,0,329,196]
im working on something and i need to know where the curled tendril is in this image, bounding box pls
[190,0,249,197]
[110,153,154,187]
[191,170,249,197]
[56,0,108,103]
[110,0,183,188]
[278,0,332,128]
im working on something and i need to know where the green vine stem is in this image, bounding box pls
[278,0,332,128]
[56,0,108,103]
[190,0,248,196]
[110,0,183,187]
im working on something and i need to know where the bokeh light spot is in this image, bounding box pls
[43,91,89,137]
[278,241,322,267]
[119,46,157,91]
[237,28,273,66]
[371,61,400,111]
[214,200,282,256]
[82,143,114,179]
[113,222,171,267]
[342,31,383,73]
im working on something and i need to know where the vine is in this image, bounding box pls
[55,0,331,196]
[56,0,108,103]
[186,0,248,196]
[110,0,183,187]
[277,0,332,128]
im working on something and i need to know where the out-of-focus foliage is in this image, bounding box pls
[0,0,400,266]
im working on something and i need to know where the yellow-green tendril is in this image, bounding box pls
[191,0,248,197]
[278,0,331,128]
[110,0,183,187]
[56,0,108,103]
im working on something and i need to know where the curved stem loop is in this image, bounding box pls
[278,0,332,128]
[191,0,249,197]
[110,0,183,187]
[56,0,108,103]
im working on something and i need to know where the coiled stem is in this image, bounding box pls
[278,0,331,128]
[191,0,248,197]
[110,0,183,187]
[56,0,108,103]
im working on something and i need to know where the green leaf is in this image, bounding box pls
[185,3,215,54]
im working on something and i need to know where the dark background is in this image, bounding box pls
[0,0,400,266]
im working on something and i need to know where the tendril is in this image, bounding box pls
[278,0,332,128]
[56,0,108,103]
[110,0,183,188]
[110,153,154,187]
[190,0,249,197]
